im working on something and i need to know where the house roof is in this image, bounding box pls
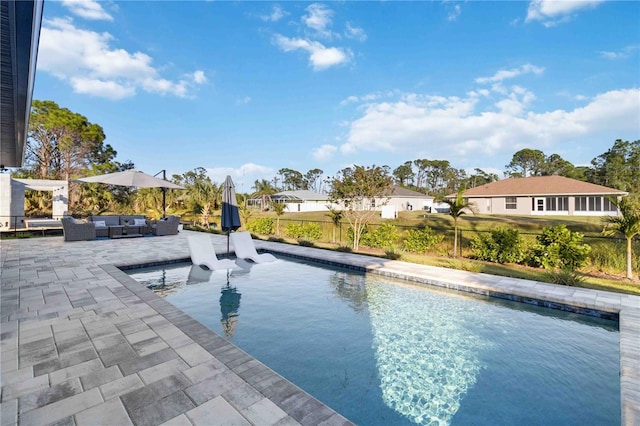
[1,0,43,167]
[458,176,628,198]
[271,190,329,201]
[388,185,433,198]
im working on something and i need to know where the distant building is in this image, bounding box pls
[250,190,334,212]
[452,176,627,216]
[377,185,436,212]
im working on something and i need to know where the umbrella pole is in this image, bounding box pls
[227,231,230,254]
[162,188,166,219]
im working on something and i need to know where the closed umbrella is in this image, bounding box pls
[221,175,241,253]
[73,170,184,218]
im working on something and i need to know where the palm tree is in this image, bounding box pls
[252,179,276,210]
[603,197,640,279]
[441,187,475,257]
[326,208,343,243]
[271,202,287,236]
[188,180,220,227]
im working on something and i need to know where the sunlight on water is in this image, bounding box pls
[367,277,495,425]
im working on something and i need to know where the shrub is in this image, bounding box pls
[402,226,444,253]
[526,225,591,271]
[544,269,584,286]
[298,239,315,247]
[267,236,285,243]
[246,217,274,235]
[285,223,322,241]
[384,249,401,260]
[368,224,401,249]
[336,245,352,253]
[470,227,525,264]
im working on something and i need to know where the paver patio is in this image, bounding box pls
[1,230,638,425]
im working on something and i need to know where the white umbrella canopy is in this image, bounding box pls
[72,170,184,189]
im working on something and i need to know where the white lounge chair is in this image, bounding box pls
[188,235,239,271]
[230,231,277,263]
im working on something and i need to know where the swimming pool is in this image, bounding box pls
[127,257,620,425]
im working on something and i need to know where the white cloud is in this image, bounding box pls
[312,144,338,161]
[38,18,206,100]
[273,34,351,70]
[206,163,274,188]
[600,45,639,60]
[345,22,367,42]
[260,5,287,22]
[525,0,603,26]
[340,87,640,162]
[475,64,545,84]
[303,3,335,39]
[61,0,113,21]
[448,4,462,22]
[236,96,252,105]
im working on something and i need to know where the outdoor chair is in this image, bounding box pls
[152,215,180,236]
[230,231,277,263]
[61,217,96,242]
[187,234,238,271]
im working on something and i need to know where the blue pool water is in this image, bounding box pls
[127,257,620,425]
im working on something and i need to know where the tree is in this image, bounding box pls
[542,153,578,178]
[392,161,415,187]
[441,187,475,257]
[463,168,499,188]
[325,208,343,243]
[603,197,640,279]
[505,148,546,178]
[588,139,640,193]
[252,179,277,210]
[304,168,324,192]
[271,202,287,236]
[328,165,392,251]
[278,168,305,191]
[27,100,114,180]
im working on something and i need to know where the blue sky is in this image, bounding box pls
[34,0,639,191]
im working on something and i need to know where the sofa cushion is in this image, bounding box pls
[133,218,146,226]
[93,220,107,228]
[91,216,120,226]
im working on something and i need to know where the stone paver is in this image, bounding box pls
[1,231,637,426]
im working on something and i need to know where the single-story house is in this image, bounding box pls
[452,176,627,216]
[375,185,435,212]
[250,190,336,212]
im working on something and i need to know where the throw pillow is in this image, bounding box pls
[133,218,146,226]
[94,220,107,228]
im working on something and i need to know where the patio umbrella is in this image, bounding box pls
[221,175,241,253]
[73,170,184,218]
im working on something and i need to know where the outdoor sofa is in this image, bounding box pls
[61,217,96,242]
[151,215,180,236]
[89,215,150,238]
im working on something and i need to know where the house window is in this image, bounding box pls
[558,197,569,211]
[545,197,569,211]
[537,199,544,211]
[575,197,587,211]
[505,197,517,209]
[588,196,601,211]
[603,198,618,211]
[545,197,556,211]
